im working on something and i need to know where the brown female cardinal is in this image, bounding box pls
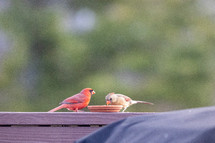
[48,88,96,112]
[105,93,153,112]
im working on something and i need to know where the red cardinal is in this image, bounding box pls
[48,88,96,112]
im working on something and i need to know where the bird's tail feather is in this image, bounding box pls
[132,100,154,105]
[48,104,67,112]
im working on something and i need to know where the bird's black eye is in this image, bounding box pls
[110,98,112,101]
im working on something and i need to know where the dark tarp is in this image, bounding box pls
[75,106,215,143]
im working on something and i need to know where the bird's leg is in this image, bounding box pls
[75,108,78,112]
[122,107,127,112]
[77,110,85,112]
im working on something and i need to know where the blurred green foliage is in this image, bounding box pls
[0,0,215,112]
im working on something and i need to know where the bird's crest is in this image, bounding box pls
[109,92,115,95]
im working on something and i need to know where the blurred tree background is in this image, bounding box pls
[0,0,215,112]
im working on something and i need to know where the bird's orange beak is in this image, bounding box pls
[106,100,111,105]
[92,90,96,95]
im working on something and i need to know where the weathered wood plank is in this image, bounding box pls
[0,126,99,143]
[0,112,149,125]
[0,112,152,142]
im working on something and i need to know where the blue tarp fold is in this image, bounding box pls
[76,106,215,143]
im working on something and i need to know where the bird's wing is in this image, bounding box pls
[60,93,87,105]
[115,94,132,102]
